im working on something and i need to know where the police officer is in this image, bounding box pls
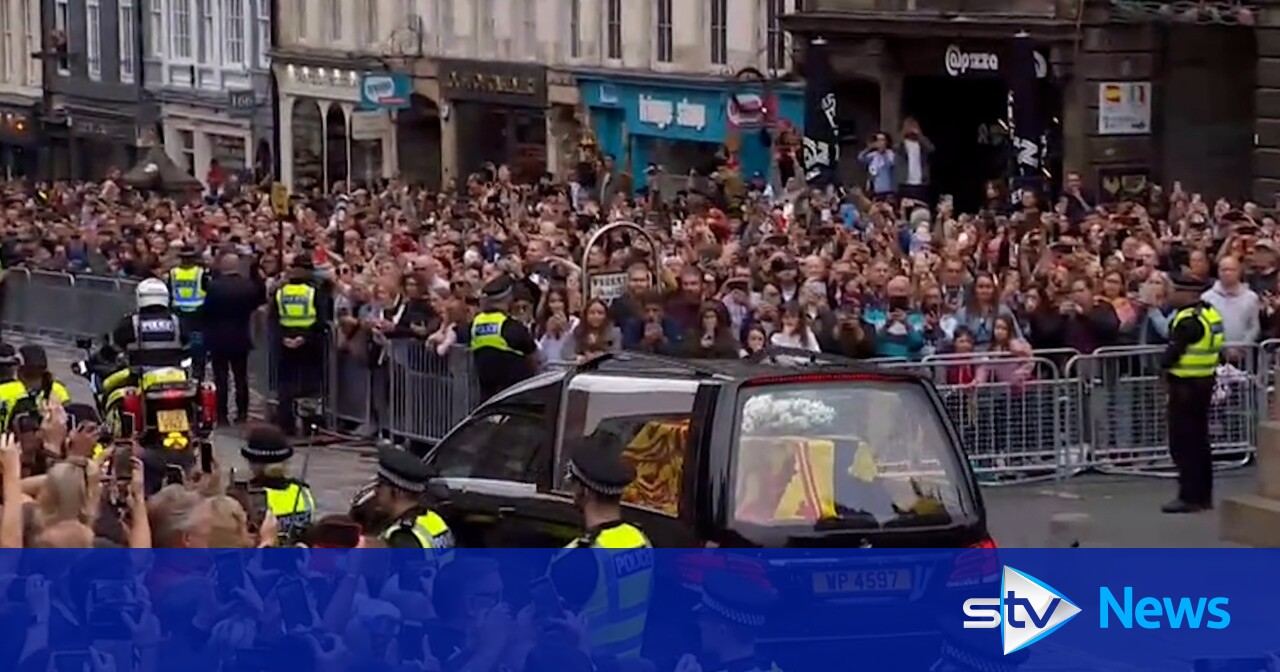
[547,437,652,660]
[272,255,328,436]
[168,245,209,382]
[110,277,188,370]
[0,344,70,432]
[372,443,455,566]
[683,572,782,672]
[469,276,537,401]
[238,424,315,544]
[1161,273,1225,514]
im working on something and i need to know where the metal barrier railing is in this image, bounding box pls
[1,269,1269,483]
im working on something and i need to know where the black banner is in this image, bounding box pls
[1007,33,1044,202]
[802,37,839,188]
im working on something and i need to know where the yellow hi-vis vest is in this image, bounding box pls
[558,523,653,659]
[381,509,457,568]
[275,284,318,329]
[169,267,206,311]
[1169,305,1225,378]
[470,312,520,354]
[266,482,316,542]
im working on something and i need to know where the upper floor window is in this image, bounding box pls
[170,0,193,60]
[22,0,37,84]
[766,0,786,72]
[53,0,70,72]
[326,0,341,41]
[255,0,268,67]
[655,0,672,63]
[119,0,136,81]
[568,0,580,58]
[86,0,102,79]
[605,0,621,60]
[434,0,455,53]
[520,0,536,60]
[296,0,308,41]
[475,0,494,54]
[222,0,245,66]
[363,0,378,46]
[0,0,11,82]
[709,0,727,65]
[198,0,215,63]
[148,0,162,57]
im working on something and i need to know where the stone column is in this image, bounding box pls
[278,94,295,189]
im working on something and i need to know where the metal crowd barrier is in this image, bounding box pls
[2,269,1272,482]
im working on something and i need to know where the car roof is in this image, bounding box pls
[580,348,931,384]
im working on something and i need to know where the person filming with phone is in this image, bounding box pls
[231,425,315,546]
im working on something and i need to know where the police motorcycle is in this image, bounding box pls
[71,336,217,453]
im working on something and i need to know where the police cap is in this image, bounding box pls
[17,344,47,370]
[1169,272,1211,295]
[693,571,776,629]
[481,276,514,301]
[376,442,431,493]
[179,244,199,259]
[566,436,634,497]
[240,424,294,464]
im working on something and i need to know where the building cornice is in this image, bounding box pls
[268,46,385,70]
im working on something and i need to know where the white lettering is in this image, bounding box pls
[638,95,674,128]
[676,99,706,130]
[945,45,1000,77]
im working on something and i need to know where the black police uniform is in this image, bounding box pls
[693,573,782,672]
[238,426,315,543]
[1161,274,1222,513]
[376,444,456,559]
[109,304,188,370]
[468,276,537,401]
[273,256,330,436]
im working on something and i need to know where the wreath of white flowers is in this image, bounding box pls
[741,394,837,434]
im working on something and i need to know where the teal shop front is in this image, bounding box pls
[577,75,803,190]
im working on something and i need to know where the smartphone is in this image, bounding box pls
[276,577,312,630]
[245,488,268,530]
[49,651,91,672]
[113,448,133,482]
[213,550,244,599]
[529,576,564,620]
[200,441,213,474]
[118,414,135,439]
[164,465,185,488]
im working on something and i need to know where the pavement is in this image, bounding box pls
[24,337,1256,548]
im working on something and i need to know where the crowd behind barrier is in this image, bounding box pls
[3,269,1273,485]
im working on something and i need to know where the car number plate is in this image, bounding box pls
[156,409,190,433]
[812,569,912,594]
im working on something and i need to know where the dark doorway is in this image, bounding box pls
[902,76,1009,213]
[396,94,442,189]
[325,106,348,187]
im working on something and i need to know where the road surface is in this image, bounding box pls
[26,338,1252,548]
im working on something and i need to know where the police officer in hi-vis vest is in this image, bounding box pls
[1160,273,1226,514]
[469,276,537,401]
[272,255,328,436]
[168,245,209,382]
[372,442,456,567]
[547,436,653,660]
[679,572,784,672]
[238,424,315,545]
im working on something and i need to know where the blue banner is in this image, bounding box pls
[0,549,1273,671]
[358,72,412,111]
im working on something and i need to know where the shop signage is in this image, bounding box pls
[227,89,258,111]
[71,116,133,141]
[358,72,412,111]
[637,95,706,131]
[944,45,999,77]
[350,110,389,141]
[1097,81,1151,135]
[438,60,547,107]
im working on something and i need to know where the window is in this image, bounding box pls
[655,0,671,63]
[521,1,536,59]
[556,375,697,516]
[568,0,580,58]
[295,0,307,41]
[198,0,215,63]
[255,0,268,67]
[178,130,195,172]
[605,0,620,60]
[437,0,454,52]
[148,0,163,56]
[170,0,192,59]
[475,0,494,53]
[221,0,245,66]
[53,0,69,72]
[432,413,549,483]
[709,0,727,65]
[363,0,378,46]
[86,0,102,79]
[119,0,135,82]
[22,0,36,83]
[326,0,341,41]
[766,0,785,72]
[0,1,10,81]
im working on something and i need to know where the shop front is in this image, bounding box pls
[275,63,399,190]
[0,99,38,179]
[438,59,548,183]
[50,108,147,180]
[159,88,274,185]
[576,74,804,192]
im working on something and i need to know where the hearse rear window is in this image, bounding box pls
[731,381,972,528]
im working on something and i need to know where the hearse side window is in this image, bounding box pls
[556,374,698,516]
[433,413,548,482]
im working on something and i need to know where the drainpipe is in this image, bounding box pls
[270,0,281,180]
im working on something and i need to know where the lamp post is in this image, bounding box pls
[30,29,69,181]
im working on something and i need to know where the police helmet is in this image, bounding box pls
[136,277,169,310]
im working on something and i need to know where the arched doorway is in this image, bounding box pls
[325,105,349,188]
[291,99,323,188]
[395,94,442,189]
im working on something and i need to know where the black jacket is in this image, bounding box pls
[203,272,266,354]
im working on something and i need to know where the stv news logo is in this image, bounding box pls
[962,566,1081,655]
